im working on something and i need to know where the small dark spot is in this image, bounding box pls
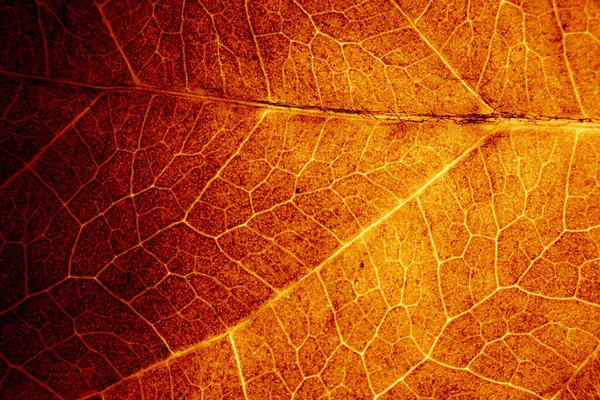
[562,23,568,29]
[179,392,183,397]
[359,260,364,269]
[295,188,301,194]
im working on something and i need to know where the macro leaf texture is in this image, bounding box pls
[0,0,599,399]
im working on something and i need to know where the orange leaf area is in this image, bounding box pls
[1,0,600,399]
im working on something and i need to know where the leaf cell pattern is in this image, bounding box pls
[0,0,599,399]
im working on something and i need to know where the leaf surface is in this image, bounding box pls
[1,0,599,398]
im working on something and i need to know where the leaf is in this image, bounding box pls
[0,0,599,399]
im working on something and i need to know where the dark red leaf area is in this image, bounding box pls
[0,77,98,184]
[0,279,169,399]
[0,369,57,400]
[0,91,272,398]
[1,1,133,86]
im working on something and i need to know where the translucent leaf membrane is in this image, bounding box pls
[1,0,599,398]
[226,127,600,399]
[3,0,599,117]
[0,87,486,398]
